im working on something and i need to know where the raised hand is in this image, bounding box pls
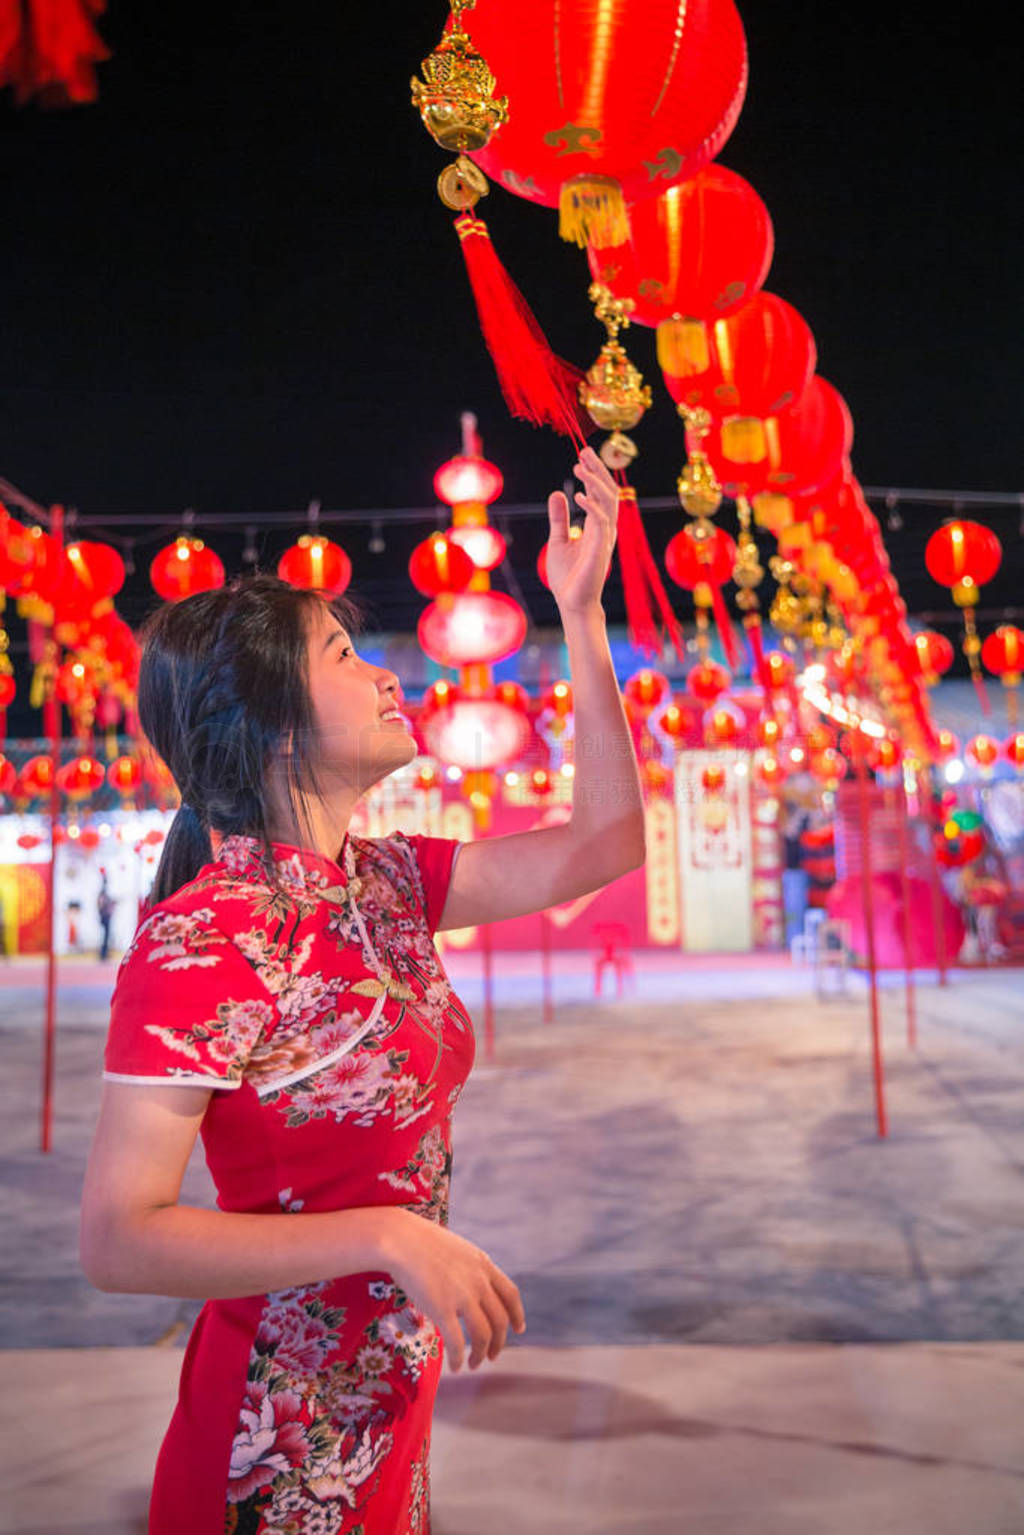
[544,444,619,616]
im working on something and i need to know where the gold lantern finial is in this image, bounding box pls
[675,404,722,522]
[411,1,508,209]
[580,283,652,469]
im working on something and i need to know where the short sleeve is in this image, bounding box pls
[104,908,275,1091]
[390,832,464,937]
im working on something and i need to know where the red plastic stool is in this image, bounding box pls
[591,921,634,998]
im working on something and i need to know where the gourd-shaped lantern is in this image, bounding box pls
[151,537,226,602]
[925,520,1002,709]
[981,624,1024,726]
[468,0,749,247]
[278,535,352,595]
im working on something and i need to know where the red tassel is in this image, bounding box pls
[744,612,768,686]
[615,482,687,662]
[455,212,590,445]
[1,0,108,106]
[709,582,741,670]
[971,669,991,715]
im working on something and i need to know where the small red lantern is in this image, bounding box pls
[417,591,527,667]
[925,521,1002,597]
[54,541,126,619]
[529,767,554,799]
[871,739,902,773]
[931,728,960,762]
[624,669,670,711]
[965,734,999,771]
[686,660,731,704]
[58,755,106,801]
[761,650,795,694]
[914,630,955,685]
[810,747,847,786]
[756,752,787,789]
[415,764,441,792]
[408,533,476,597]
[447,525,507,572]
[756,716,781,749]
[108,755,143,798]
[78,827,102,851]
[17,755,55,799]
[277,535,352,595]
[656,701,691,742]
[704,700,744,746]
[701,764,726,793]
[982,624,1024,725]
[150,537,226,602]
[1004,733,1024,770]
[433,454,504,509]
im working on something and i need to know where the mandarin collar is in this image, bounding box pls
[217,831,353,891]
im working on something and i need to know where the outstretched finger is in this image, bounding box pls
[547,489,571,543]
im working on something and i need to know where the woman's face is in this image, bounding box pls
[303,600,417,791]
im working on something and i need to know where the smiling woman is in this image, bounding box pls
[79,450,645,1535]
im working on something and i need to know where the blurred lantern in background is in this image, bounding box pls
[981,624,1024,726]
[914,629,954,687]
[0,753,16,796]
[57,754,105,802]
[16,754,55,801]
[924,520,1002,709]
[408,532,476,598]
[965,733,999,773]
[686,659,731,705]
[150,537,225,602]
[1004,733,1024,771]
[809,747,847,788]
[278,535,352,595]
[107,754,142,805]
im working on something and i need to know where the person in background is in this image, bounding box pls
[781,800,811,946]
[97,870,115,962]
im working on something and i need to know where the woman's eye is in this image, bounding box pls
[340,647,355,659]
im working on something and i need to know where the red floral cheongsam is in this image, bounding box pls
[104,829,473,1535]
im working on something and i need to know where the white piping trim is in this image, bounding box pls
[253,991,389,1099]
[102,1071,241,1091]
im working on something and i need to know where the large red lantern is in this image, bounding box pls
[468,0,748,248]
[5,523,61,610]
[664,523,737,591]
[277,535,352,595]
[407,533,476,597]
[659,291,817,438]
[706,374,853,500]
[586,165,773,331]
[434,453,504,509]
[150,537,226,602]
[417,591,527,667]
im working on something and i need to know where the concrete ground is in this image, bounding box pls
[2,953,1023,1532]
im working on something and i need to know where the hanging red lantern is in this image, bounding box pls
[914,630,955,685]
[434,452,504,509]
[931,728,960,763]
[981,624,1024,726]
[0,753,16,795]
[57,754,106,801]
[704,699,744,746]
[107,755,143,798]
[701,764,727,792]
[1004,733,1024,770]
[706,374,853,500]
[870,738,902,773]
[756,716,781,749]
[665,523,737,591]
[7,524,61,612]
[654,700,691,743]
[686,659,731,704]
[659,291,817,441]
[925,520,1002,595]
[756,752,787,789]
[408,533,476,597]
[761,650,795,694]
[415,763,441,793]
[965,734,999,771]
[586,165,773,332]
[17,754,55,799]
[624,669,670,711]
[447,524,507,572]
[529,767,554,799]
[150,537,226,602]
[467,0,748,248]
[277,535,352,595]
[417,591,527,667]
[809,747,847,785]
[53,541,126,620]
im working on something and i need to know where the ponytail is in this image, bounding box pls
[147,802,214,908]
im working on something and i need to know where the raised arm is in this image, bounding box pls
[80,1082,524,1370]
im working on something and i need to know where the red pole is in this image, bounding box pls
[540,910,553,1023]
[855,754,888,1138]
[481,923,495,1062]
[41,503,64,1154]
[921,772,950,986]
[895,780,917,1050]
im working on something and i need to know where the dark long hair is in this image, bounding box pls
[138,573,366,906]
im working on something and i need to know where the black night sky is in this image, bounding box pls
[1,1,1022,658]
